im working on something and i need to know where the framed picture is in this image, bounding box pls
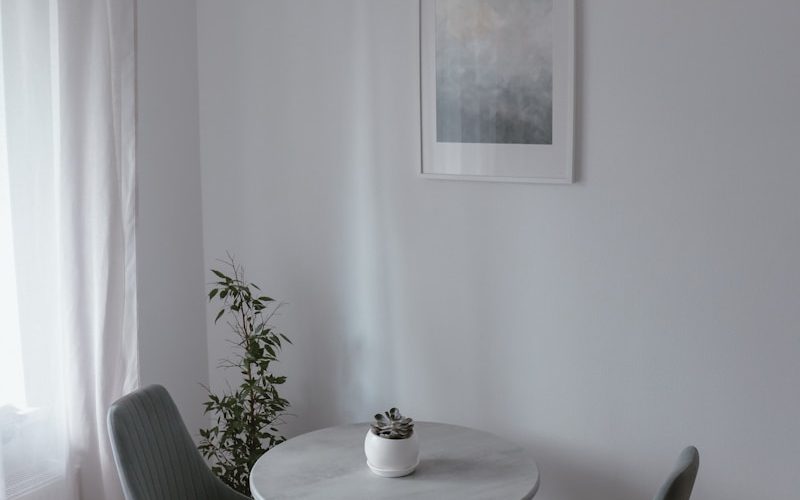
[420,0,575,183]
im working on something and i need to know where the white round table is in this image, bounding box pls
[250,422,539,500]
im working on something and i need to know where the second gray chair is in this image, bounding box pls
[653,446,700,500]
[107,384,249,500]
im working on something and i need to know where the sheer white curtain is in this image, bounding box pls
[0,0,137,499]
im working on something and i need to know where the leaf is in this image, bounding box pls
[215,309,225,323]
[212,269,226,279]
[208,289,218,300]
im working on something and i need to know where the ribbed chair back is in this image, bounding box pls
[107,384,248,500]
[653,446,700,500]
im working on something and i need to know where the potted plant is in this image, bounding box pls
[198,256,292,496]
[364,408,419,477]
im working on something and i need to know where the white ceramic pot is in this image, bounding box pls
[364,429,419,477]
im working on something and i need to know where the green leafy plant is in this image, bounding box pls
[199,256,291,496]
[370,408,414,439]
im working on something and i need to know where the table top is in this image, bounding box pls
[250,421,539,500]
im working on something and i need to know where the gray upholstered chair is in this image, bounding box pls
[653,446,700,500]
[107,384,249,500]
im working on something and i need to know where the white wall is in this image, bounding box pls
[136,0,209,436]
[197,1,800,499]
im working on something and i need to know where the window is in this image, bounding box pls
[0,1,70,497]
[0,12,26,411]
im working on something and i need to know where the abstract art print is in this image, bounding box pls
[421,0,574,183]
[436,0,553,145]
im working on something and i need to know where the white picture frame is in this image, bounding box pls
[420,0,575,183]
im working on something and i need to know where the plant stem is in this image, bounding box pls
[239,284,258,458]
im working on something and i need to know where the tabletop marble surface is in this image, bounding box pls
[250,421,539,500]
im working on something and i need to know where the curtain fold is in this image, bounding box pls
[0,0,137,499]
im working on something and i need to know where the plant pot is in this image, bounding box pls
[364,429,419,477]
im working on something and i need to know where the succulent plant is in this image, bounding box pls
[370,407,414,439]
